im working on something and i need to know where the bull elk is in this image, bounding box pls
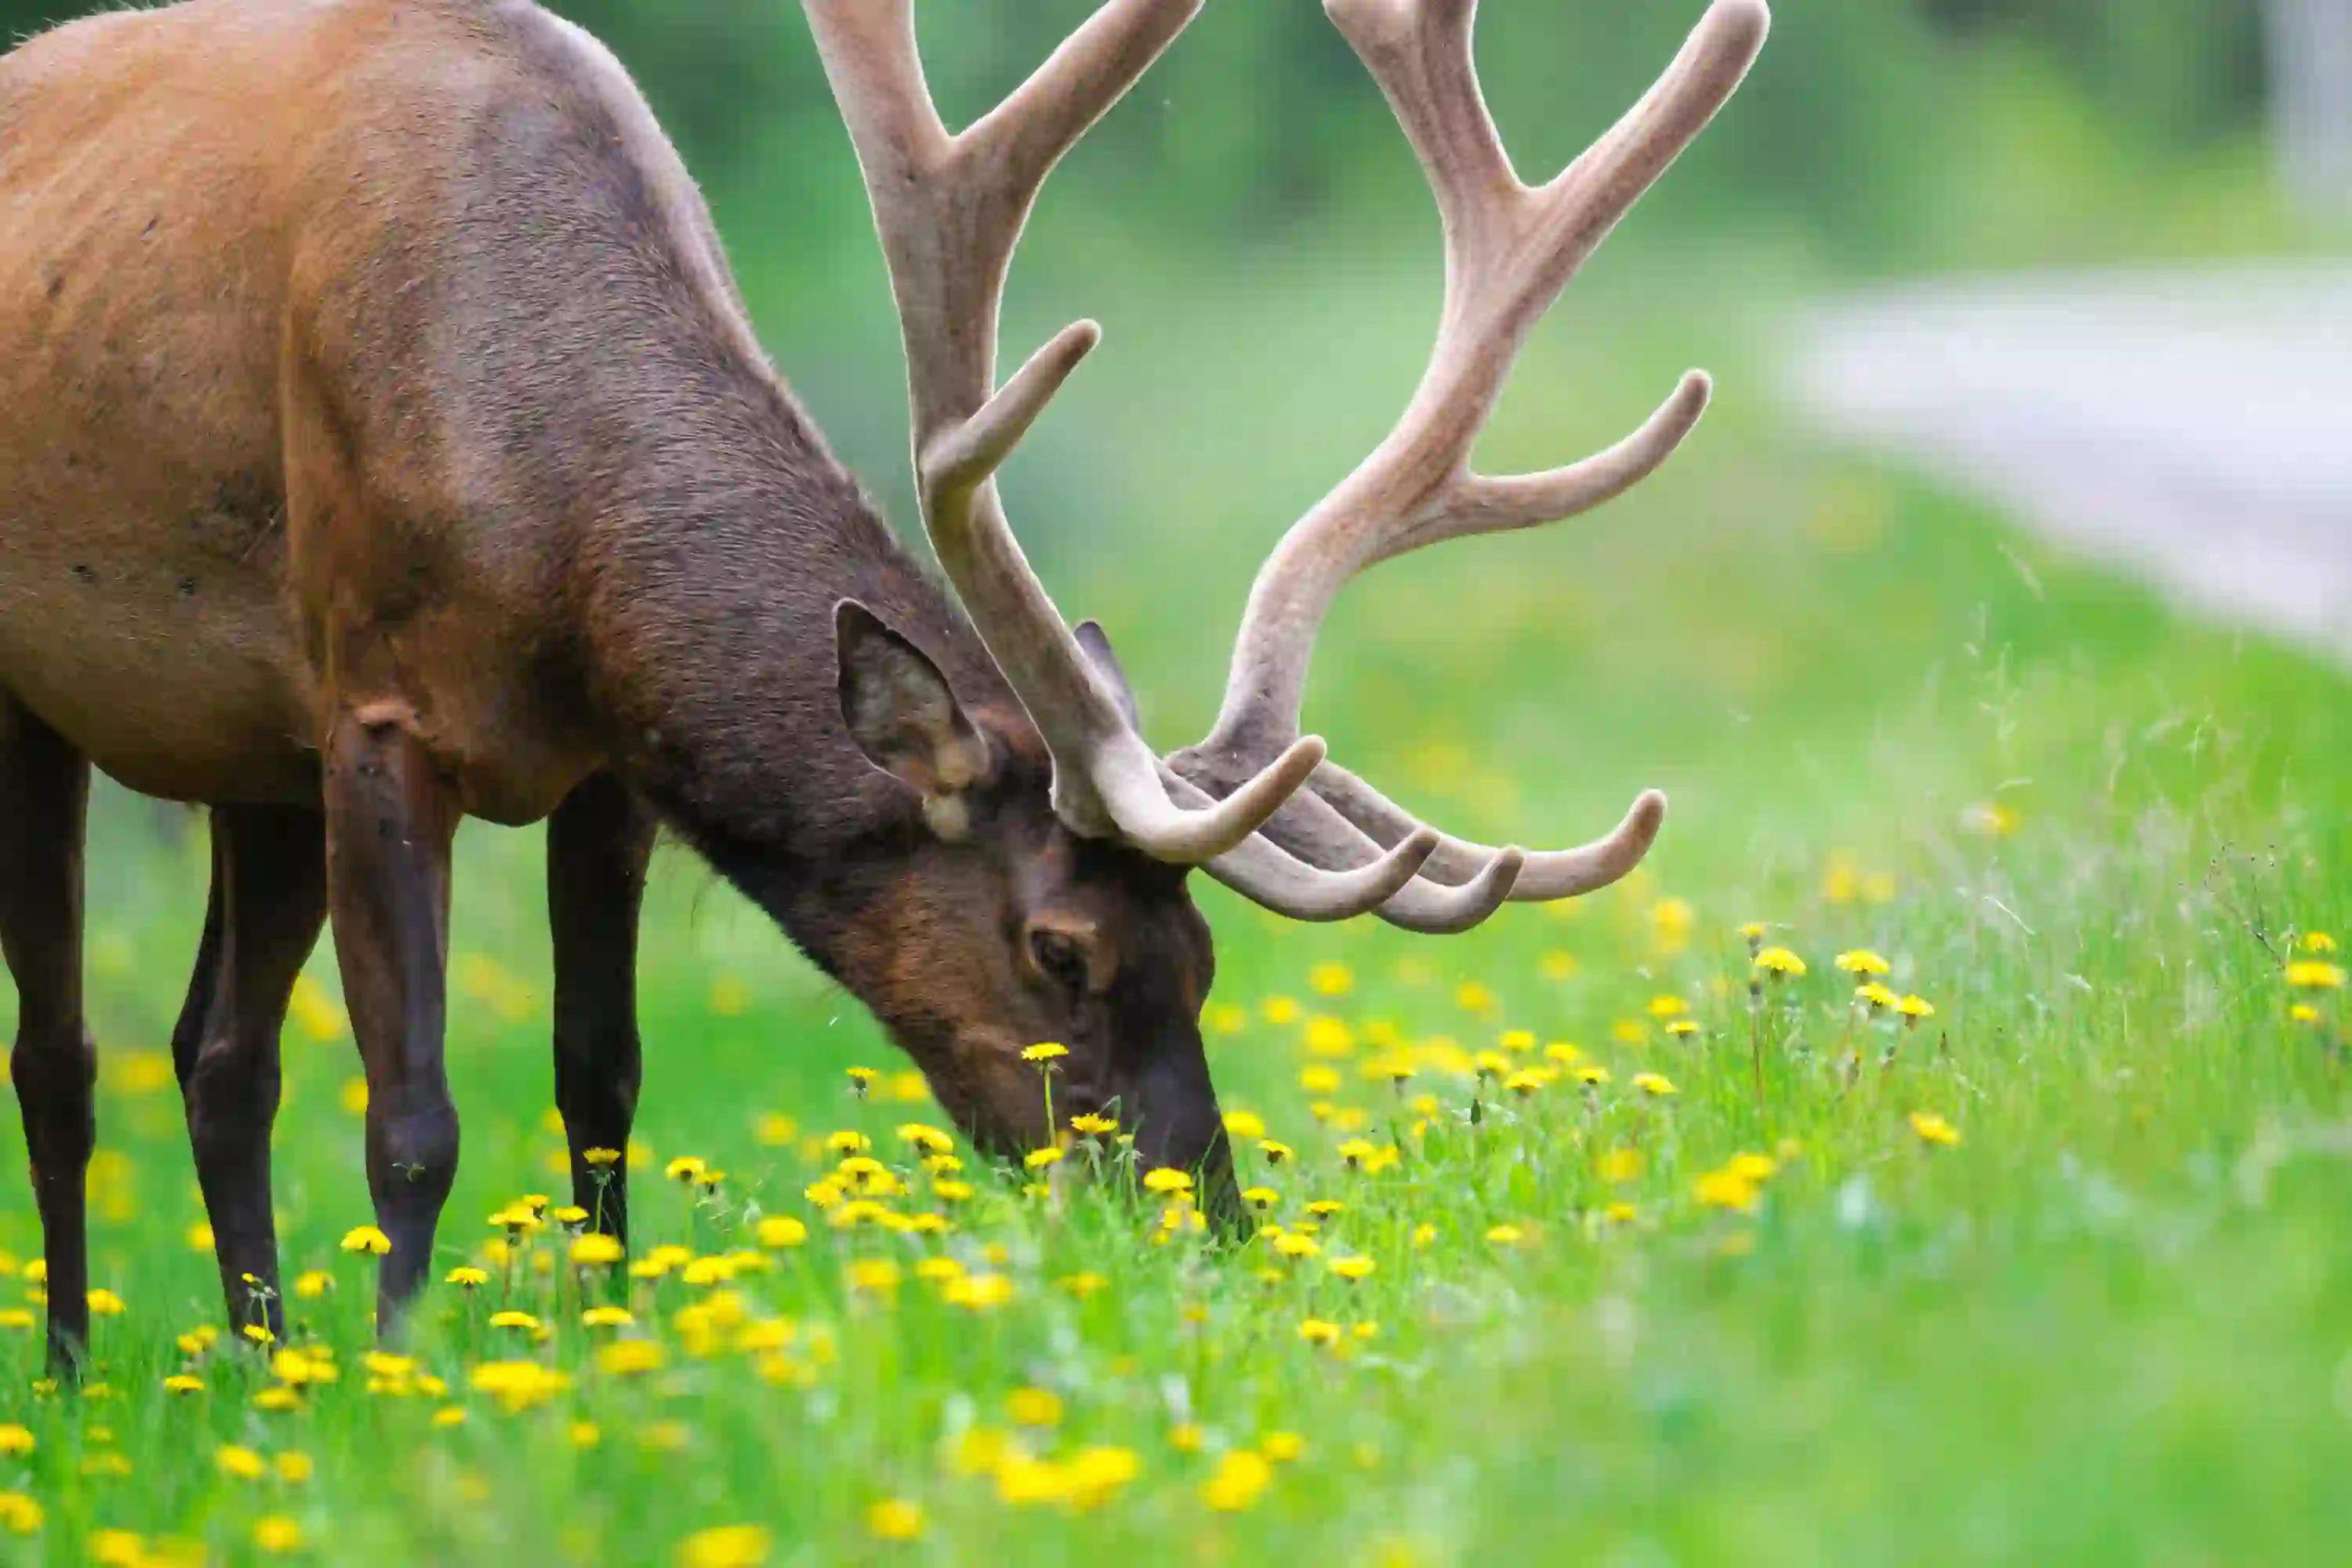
[0,0,1766,1363]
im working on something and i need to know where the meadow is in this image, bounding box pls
[4,212,2351,1568]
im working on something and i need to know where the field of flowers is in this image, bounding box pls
[4,261,2350,1564]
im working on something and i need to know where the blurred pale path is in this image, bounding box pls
[1786,264,2352,662]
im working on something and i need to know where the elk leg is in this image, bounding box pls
[172,804,327,1340]
[324,706,459,1330]
[0,694,93,1371]
[548,771,655,1245]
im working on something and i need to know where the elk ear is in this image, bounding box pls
[1073,619,1140,730]
[836,600,990,838]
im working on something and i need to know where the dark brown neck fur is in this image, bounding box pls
[435,2,1023,971]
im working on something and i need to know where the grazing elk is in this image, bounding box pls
[0,0,1766,1363]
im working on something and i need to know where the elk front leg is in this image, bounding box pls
[549,771,655,1244]
[325,706,459,1330]
[172,804,328,1341]
[0,695,93,1371]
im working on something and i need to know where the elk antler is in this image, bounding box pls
[803,0,1334,869]
[1167,0,1769,931]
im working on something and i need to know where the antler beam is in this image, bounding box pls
[1171,0,1769,924]
[804,0,1324,865]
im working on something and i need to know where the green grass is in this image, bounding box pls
[4,249,2350,1566]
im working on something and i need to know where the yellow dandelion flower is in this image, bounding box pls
[162,1374,204,1396]
[1650,898,1696,949]
[1646,995,1688,1018]
[596,1338,666,1377]
[488,1310,542,1332]
[86,1288,125,1316]
[274,1451,314,1484]
[339,1224,392,1255]
[1005,1386,1063,1427]
[445,1265,489,1288]
[756,1215,808,1250]
[2302,931,2337,953]
[868,1499,924,1542]
[470,1359,570,1411]
[1504,1069,1547,1096]
[944,1272,1014,1310]
[1835,949,1891,977]
[216,1444,268,1481]
[571,1232,624,1267]
[1544,1040,1583,1065]
[1022,1042,1068,1063]
[894,1123,953,1154]
[582,1305,634,1328]
[1304,1014,1356,1058]
[1328,1254,1375,1282]
[664,1156,708,1184]
[1631,1071,1678,1098]
[846,1259,902,1294]
[1484,1223,1525,1247]
[1695,1170,1759,1210]
[1202,1450,1275,1512]
[1296,1317,1342,1346]
[1067,1112,1118,1137]
[2291,1003,2321,1025]
[1259,1139,1294,1164]
[0,1427,31,1458]
[1857,982,1899,1010]
[2287,960,2346,990]
[1665,1018,1700,1037]
[1896,994,1936,1022]
[1142,1167,1192,1196]
[1909,1111,1962,1148]
[1024,1146,1065,1170]
[0,1492,42,1534]
[1754,947,1806,978]
[252,1516,304,1555]
[1223,1110,1267,1141]
[677,1525,771,1568]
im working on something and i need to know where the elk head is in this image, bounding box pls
[801,0,1769,1199]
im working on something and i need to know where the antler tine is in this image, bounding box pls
[804,0,1325,865]
[1172,0,1766,920]
[1157,765,1528,930]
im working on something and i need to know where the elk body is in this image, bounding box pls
[0,0,1765,1363]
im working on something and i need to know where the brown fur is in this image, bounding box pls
[0,0,1229,1361]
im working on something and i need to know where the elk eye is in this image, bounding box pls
[1028,927,1093,995]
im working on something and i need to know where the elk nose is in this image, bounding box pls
[1124,1042,1240,1225]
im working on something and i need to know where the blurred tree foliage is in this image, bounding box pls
[1,0,2277,267]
